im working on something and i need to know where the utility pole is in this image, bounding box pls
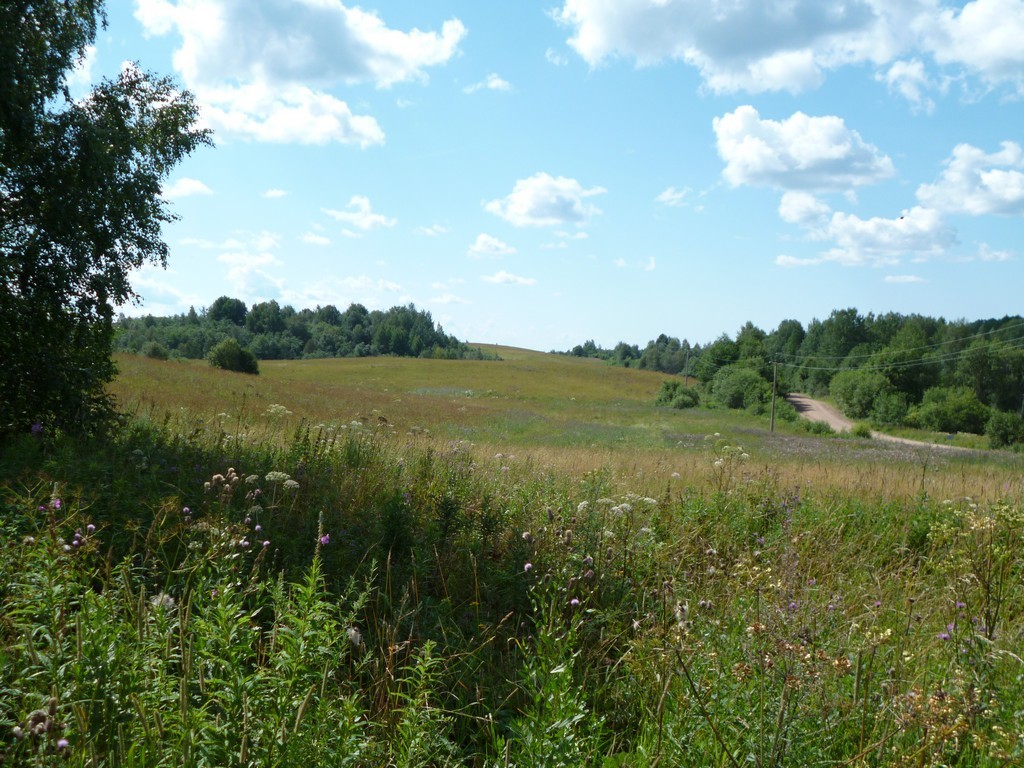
[770,361,778,433]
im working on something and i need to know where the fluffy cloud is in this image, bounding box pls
[884,274,926,283]
[468,234,516,257]
[135,0,465,144]
[482,271,536,285]
[555,0,896,93]
[655,186,690,207]
[714,106,894,190]
[302,232,331,246]
[323,196,397,230]
[464,74,512,93]
[916,142,1024,215]
[556,0,1024,96]
[920,0,1024,92]
[778,201,957,267]
[485,172,606,227]
[876,59,935,111]
[262,188,288,199]
[163,177,213,199]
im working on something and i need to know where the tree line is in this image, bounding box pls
[114,297,492,363]
[563,309,1024,447]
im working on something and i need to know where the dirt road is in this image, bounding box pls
[784,393,973,452]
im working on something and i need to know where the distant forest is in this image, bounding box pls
[114,297,491,362]
[561,309,1024,446]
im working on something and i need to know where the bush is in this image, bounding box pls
[655,379,701,409]
[986,410,1024,448]
[207,337,259,375]
[906,386,988,434]
[829,369,892,419]
[140,341,170,360]
[870,391,909,427]
[710,365,770,410]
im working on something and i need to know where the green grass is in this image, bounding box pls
[2,351,1023,765]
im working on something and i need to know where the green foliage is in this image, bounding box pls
[0,1,209,436]
[140,340,169,360]
[830,369,893,418]
[207,337,259,375]
[986,409,1024,448]
[655,379,701,409]
[906,386,990,434]
[115,300,487,362]
[710,364,770,410]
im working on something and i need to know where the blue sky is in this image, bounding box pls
[78,1,1024,350]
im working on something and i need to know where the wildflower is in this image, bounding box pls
[150,593,176,611]
[31,422,43,436]
[569,598,580,608]
[240,540,250,549]
[319,533,331,546]
[53,498,61,510]
[938,631,951,641]
[265,471,291,483]
[263,540,270,548]
[57,738,69,751]
[283,479,300,491]
[582,555,593,567]
[524,562,533,573]
[346,626,363,648]
[254,524,262,533]
[521,531,533,544]
[788,601,798,611]
[86,524,95,534]
[182,506,191,515]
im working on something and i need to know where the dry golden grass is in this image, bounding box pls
[110,350,1024,502]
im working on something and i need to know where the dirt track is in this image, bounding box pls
[784,393,973,452]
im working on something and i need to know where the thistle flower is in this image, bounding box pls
[524,562,533,573]
[569,598,580,608]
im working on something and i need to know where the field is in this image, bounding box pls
[3,350,1023,766]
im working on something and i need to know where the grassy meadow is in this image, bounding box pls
[2,349,1023,766]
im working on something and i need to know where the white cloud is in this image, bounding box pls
[282,276,406,311]
[555,0,897,93]
[613,258,626,267]
[778,192,958,267]
[429,292,470,305]
[714,106,894,190]
[464,73,512,93]
[262,188,288,198]
[65,44,97,93]
[876,59,935,112]
[163,177,213,199]
[884,274,926,283]
[416,224,449,236]
[977,244,1014,261]
[468,233,516,258]
[302,232,331,246]
[919,0,1024,93]
[656,186,691,207]
[485,172,606,227]
[916,142,1024,215]
[645,257,656,271]
[323,196,397,230]
[135,0,465,144]
[556,0,1024,97]
[482,270,537,285]
[546,48,569,66]
[778,191,831,227]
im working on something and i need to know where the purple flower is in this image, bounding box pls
[524,562,533,573]
[569,598,580,608]
[262,540,270,548]
[86,524,95,534]
[955,601,966,609]
[31,422,43,436]
[56,738,69,751]
[788,601,798,611]
[53,499,61,510]
[938,631,950,641]
[319,533,331,546]
[182,506,191,516]
[254,524,262,533]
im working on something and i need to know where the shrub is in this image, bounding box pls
[986,410,1024,448]
[207,337,259,375]
[906,386,988,434]
[710,364,770,410]
[140,341,170,360]
[655,379,701,409]
[830,369,892,419]
[870,391,909,427]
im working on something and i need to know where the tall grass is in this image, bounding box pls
[2,356,1023,765]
